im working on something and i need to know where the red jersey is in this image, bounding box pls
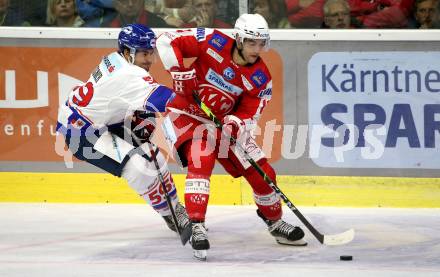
[157,28,273,126]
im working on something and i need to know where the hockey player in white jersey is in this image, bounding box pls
[56,24,191,242]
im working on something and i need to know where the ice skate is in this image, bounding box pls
[189,222,210,261]
[162,202,191,233]
[257,209,307,246]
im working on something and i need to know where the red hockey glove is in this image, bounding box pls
[131,111,156,144]
[221,115,246,144]
[169,66,198,98]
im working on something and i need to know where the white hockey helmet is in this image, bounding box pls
[233,13,270,49]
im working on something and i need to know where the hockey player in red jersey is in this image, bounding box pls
[157,14,306,260]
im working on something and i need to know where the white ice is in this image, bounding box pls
[0,204,439,277]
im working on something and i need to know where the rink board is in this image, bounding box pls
[1,30,440,209]
[1,172,439,208]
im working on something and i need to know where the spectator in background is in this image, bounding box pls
[183,0,232,28]
[409,0,438,28]
[0,0,30,26]
[215,0,238,26]
[436,0,440,27]
[250,0,291,28]
[350,0,414,28]
[144,0,194,27]
[285,0,325,28]
[46,0,84,27]
[322,0,351,28]
[76,0,116,27]
[9,0,47,26]
[106,0,171,27]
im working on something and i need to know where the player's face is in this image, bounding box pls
[133,49,156,71]
[241,39,266,64]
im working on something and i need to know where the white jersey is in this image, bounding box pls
[57,52,171,131]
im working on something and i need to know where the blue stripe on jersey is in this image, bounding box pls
[152,188,177,209]
[145,85,174,112]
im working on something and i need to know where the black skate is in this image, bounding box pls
[163,202,191,233]
[189,222,210,261]
[257,209,307,246]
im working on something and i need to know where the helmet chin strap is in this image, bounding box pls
[235,39,248,65]
[238,45,246,61]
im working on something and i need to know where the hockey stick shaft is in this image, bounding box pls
[124,125,191,245]
[191,93,327,243]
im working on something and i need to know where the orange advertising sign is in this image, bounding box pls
[0,47,283,162]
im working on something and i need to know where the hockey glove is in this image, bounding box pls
[169,66,198,98]
[131,111,156,144]
[221,115,246,144]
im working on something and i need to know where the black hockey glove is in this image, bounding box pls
[131,111,156,144]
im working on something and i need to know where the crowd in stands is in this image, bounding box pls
[0,0,439,28]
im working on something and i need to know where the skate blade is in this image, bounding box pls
[275,238,308,246]
[193,250,207,261]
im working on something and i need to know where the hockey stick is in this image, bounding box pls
[124,124,192,245]
[192,92,354,246]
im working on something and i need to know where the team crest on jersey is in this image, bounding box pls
[208,34,227,51]
[223,67,235,81]
[250,70,268,88]
[206,68,242,96]
[199,88,234,114]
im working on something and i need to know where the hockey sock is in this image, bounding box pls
[184,177,210,221]
[243,161,282,221]
[182,139,216,222]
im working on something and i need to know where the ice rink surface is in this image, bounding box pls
[0,204,439,277]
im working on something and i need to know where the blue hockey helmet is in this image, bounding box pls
[118,24,156,53]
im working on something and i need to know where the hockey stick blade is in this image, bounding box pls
[179,223,192,245]
[323,228,355,246]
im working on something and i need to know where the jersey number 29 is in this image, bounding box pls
[72,82,94,107]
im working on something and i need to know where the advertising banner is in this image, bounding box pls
[0,47,283,162]
[308,52,440,169]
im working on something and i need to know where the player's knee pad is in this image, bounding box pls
[184,178,210,221]
[121,151,177,216]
